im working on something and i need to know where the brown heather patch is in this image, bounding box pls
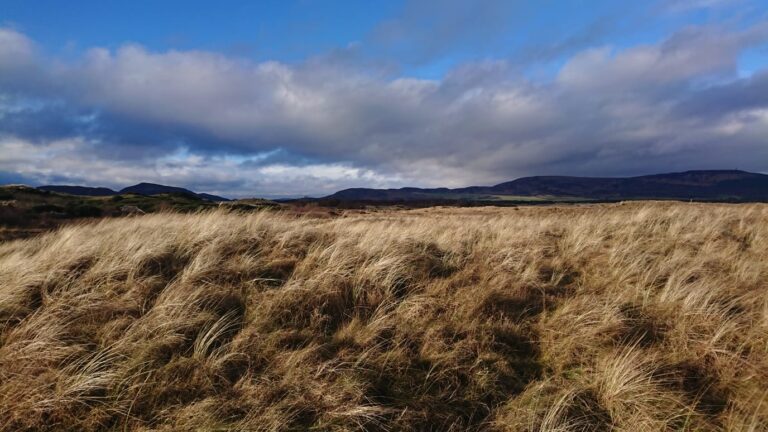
[0,202,766,431]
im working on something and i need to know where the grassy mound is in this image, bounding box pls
[0,203,766,431]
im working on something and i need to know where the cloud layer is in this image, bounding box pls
[1,17,768,197]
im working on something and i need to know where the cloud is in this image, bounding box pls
[1,21,768,196]
[0,28,38,89]
[514,17,617,65]
[370,0,521,63]
[0,28,35,65]
[674,70,768,118]
[660,0,744,13]
[0,136,407,197]
[558,23,768,91]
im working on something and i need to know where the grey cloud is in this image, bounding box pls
[1,22,768,195]
[0,100,92,142]
[0,28,36,77]
[673,71,768,118]
[557,23,768,93]
[514,17,616,65]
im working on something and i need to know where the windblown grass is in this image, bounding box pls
[0,202,766,431]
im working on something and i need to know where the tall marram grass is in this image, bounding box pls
[0,202,766,431]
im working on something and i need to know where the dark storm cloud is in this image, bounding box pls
[1,21,768,196]
[673,71,768,118]
[0,101,91,142]
[0,98,224,161]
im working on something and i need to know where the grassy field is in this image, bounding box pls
[0,203,766,431]
[484,195,594,202]
[409,193,562,202]
[0,185,220,240]
[0,185,281,241]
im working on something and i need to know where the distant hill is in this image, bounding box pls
[0,183,223,237]
[119,182,197,197]
[324,170,768,202]
[36,182,229,201]
[39,185,117,196]
[197,193,230,202]
[119,183,230,201]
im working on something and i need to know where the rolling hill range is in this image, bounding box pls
[35,185,118,196]
[38,182,229,201]
[0,185,222,238]
[324,170,768,202]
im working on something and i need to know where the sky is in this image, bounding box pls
[1,0,767,197]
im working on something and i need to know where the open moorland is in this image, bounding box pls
[0,185,280,242]
[0,202,766,431]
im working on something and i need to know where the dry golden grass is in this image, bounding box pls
[0,202,766,431]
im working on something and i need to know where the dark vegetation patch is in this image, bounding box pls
[657,359,730,417]
[618,304,667,347]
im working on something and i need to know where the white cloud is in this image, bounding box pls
[0,22,768,195]
[0,135,407,197]
[0,28,37,87]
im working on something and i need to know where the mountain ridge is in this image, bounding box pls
[324,170,768,202]
[30,170,768,204]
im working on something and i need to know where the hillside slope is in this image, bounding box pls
[326,170,768,202]
[0,185,224,241]
[38,185,118,196]
[0,204,766,430]
[35,183,230,202]
[118,183,229,202]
